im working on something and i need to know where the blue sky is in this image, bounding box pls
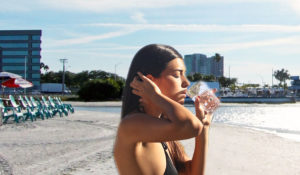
[1,0,300,85]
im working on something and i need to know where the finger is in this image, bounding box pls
[132,89,141,96]
[212,88,217,93]
[137,72,151,82]
[130,79,142,89]
[195,96,200,116]
[130,81,138,89]
[195,96,205,119]
[199,105,205,120]
[132,76,144,87]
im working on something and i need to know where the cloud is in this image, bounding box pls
[38,0,199,13]
[45,34,300,55]
[88,23,300,33]
[130,12,147,23]
[0,0,32,12]
[45,28,137,47]
[288,0,300,15]
[174,35,300,54]
[0,0,288,14]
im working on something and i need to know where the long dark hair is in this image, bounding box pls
[121,44,187,172]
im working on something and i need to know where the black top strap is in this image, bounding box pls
[161,142,168,150]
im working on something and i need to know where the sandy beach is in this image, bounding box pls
[0,102,300,175]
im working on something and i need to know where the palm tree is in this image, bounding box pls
[214,53,222,62]
[274,68,290,89]
[40,62,49,72]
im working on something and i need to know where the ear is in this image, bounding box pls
[146,74,160,85]
[146,74,155,81]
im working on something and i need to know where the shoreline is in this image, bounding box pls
[67,100,299,107]
[69,101,300,143]
[2,102,300,174]
[1,110,300,174]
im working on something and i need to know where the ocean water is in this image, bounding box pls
[76,103,300,142]
[189,103,300,142]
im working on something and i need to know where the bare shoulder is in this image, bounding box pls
[115,113,145,143]
[116,112,172,143]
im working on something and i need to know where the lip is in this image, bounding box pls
[180,90,187,95]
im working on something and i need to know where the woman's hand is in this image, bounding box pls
[194,89,217,127]
[130,72,162,102]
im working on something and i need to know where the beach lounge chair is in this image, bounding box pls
[30,96,52,119]
[57,97,74,113]
[0,98,24,124]
[17,95,37,122]
[24,96,45,120]
[48,96,68,116]
[41,96,62,117]
[52,97,70,115]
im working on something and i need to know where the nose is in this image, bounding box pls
[182,75,190,88]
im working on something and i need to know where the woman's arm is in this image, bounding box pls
[180,126,209,175]
[118,72,203,143]
[180,96,213,175]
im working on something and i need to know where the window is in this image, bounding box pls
[32,43,41,48]
[32,35,41,40]
[0,35,28,40]
[32,51,40,55]
[18,73,30,78]
[2,51,28,55]
[2,66,24,71]
[32,81,40,86]
[32,66,40,70]
[32,58,40,63]
[32,74,40,78]
[2,58,25,63]
[0,43,28,48]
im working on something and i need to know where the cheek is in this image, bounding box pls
[159,79,181,97]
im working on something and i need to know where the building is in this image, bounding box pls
[0,30,42,90]
[209,55,224,77]
[184,54,207,75]
[289,76,300,96]
[184,53,224,77]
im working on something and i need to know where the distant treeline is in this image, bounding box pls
[41,70,125,101]
[187,73,237,88]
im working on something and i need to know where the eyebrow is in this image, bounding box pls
[172,69,186,73]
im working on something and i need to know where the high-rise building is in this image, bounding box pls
[209,55,224,77]
[184,53,224,77]
[0,30,42,90]
[184,54,208,75]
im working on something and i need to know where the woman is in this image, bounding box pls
[114,44,213,175]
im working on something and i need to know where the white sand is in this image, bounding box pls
[0,103,300,175]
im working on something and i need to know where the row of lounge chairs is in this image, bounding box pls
[0,95,74,124]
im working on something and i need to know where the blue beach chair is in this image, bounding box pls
[17,95,37,122]
[0,97,24,124]
[30,96,52,119]
[41,96,62,117]
[48,96,68,116]
[57,97,74,113]
[24,96,45,120]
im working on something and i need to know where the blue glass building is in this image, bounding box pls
[0,30,42,90]
[184,53,224,77]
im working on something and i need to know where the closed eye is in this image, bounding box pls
[173,70,185,78]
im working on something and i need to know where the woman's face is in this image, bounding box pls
[153,58,190,104]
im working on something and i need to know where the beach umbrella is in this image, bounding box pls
[2,78,33,88]
[0,72,23,96]
[0,72,22,79]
